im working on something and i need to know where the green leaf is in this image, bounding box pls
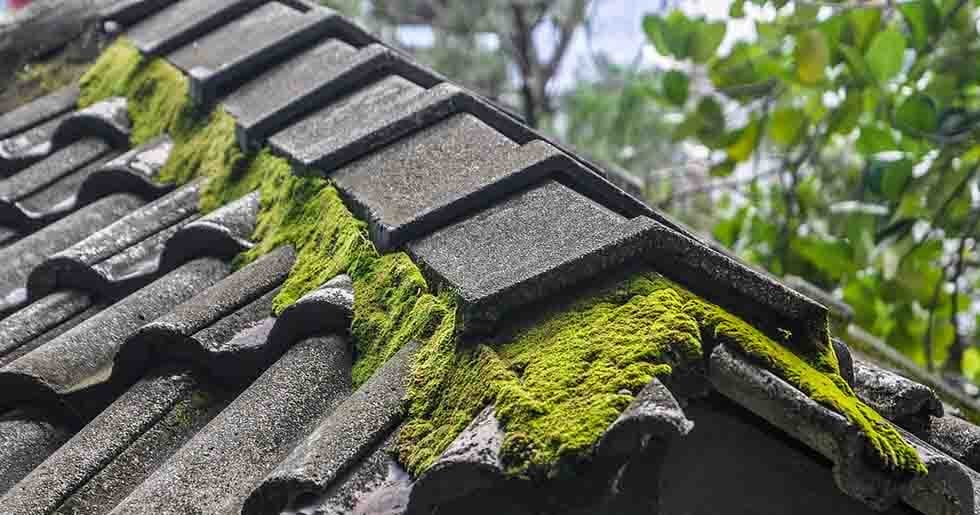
[662,70,689,106]
[895,93,938,135]
[692,21,727,63]
[791,236,855,281]
[795,30,829,85]
[866,29,906,84]
[849,8,882,51]
[729,0,746,18]
[880,160,914,201]
[642,12,696,60]
[857,125,898,153]
[727,119,761,162]
[643,15,672,57]
[829,90,863,135]
[838,44,873,84]
[695,96,726,145]
[899,0,941,50]
[710,159,736,177]
[769,108,805,146]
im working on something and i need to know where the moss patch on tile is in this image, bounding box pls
[77,38,925,481]
[79,39,192,146]
[397,273,926,479]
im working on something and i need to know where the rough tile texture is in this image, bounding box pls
[0,291,94,367]
[0,139,115,230]
[125,0,265,56]
[0,408,72,495]
[268,75,425,170]
[76,135,175,204]
[118,246,295,384]
[244,340,416,514]
[49,97,131,149]
[159,190,258,270]
[266,274,354,351]
[0,368,211,515]
[297,433,411,515]
[0,257,231,421]
[596,377,693,457]
[409,180,658,331]
[99,0,177,28]
[853,359,943,432]
[0,113,68,176]
[0,85,79,141]
[229,42,440,149]
[167,1,330,105]
[27,182,200,301]
[915,415,980,473]
[109,334,354,515]
[407,404,505,514]
[333,113,520,250]
[0,193,145,317]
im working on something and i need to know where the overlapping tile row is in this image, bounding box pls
[2,1,980,515]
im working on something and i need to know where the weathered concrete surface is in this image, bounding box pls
[159,190,258,270]
[0,193,145,317]
[76,135,175,204]
[0,86,78,141]
[244,341,416,514]
[268,75,425,170]
[0,408,71,495]
[408,180,657,332]
[332,113,518,250]
[27,182,200,301]
[0,290,94,367]
[228,42,439,149]
[125,0,265,56]
[0,257,230,422]
[0,368,223,515]
[108,334,354,515]
[168,2,336,105]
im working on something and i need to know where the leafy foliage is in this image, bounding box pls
[643,0,980,376]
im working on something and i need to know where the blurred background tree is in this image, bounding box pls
[322,1,980,386]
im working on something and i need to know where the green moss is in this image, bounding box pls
[76,39,925,482]
[79,39,192,146]
[398,273,926,479]
[233,155,454,384]
[691,297,927,475]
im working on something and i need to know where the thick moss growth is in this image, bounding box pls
[398,274,926,478]
[77,38,925,480]
[79,39,191,146]
[691,297,927,475]
[232,153,454,384]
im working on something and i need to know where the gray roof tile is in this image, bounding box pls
[0,408,71,495]
[125,0,266,56]
[244,340,415,514]
[228,42,441,150]
[408,180,658,331]
[0,86,79,142]
[0,257,231,421]
[27,182,200,301]
[0,193,145,317]
[109,334,354,515]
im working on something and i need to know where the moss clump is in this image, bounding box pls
[77,39,925,480]
[79,41,451,388]
[79,39,192,146]
[398,273,926,479]
[233,153,454,384]
[398,275,702,478]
